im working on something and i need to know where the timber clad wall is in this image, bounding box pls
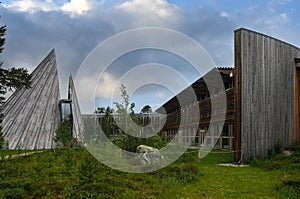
[68,75,83,141]
[234,28,300,161]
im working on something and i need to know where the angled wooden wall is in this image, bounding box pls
[1,49,61,149]
[234,28,300,161]
[68,75,83,141]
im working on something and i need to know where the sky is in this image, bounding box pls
[0,0,300,113]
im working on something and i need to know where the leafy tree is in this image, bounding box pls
[0,18,31,149]
[140,105,153,126]
[114,84,135,117]
[94,107,105,114]
[141,105,152,113]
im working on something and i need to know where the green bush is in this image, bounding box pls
[113,132,167,153]
[54,120,74,147]
[0,187,26,199]
[250,144,300,198]
[277,178,300,199]
[153,163,202,184]
[282,179,300,192]
[0,180,31,199]
[0,147,204,198]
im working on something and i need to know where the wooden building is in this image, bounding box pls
[157,28,300,162]
[156,67,235,150]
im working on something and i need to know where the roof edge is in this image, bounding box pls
[234,28,300,50]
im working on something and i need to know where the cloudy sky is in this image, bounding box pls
[1,0,300,113]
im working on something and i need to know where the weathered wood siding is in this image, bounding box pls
[234,28,300,161]
[68,75,83,141]
[1,49,61,149]
[295,65,300,146]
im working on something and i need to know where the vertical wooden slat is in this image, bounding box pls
[234,29,242,162]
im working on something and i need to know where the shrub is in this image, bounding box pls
[54,119,74,147]
[0,187,26,199]
[153,163,202,184]
[278,178,300,198]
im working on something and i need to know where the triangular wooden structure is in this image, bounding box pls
[2,49,60,149]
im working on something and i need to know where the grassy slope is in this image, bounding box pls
[0,148,299,198]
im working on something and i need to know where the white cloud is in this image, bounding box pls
[3,0,59,12]
[61,0,97,15]
[114,0,182,28]
[219,10,228,18]
[95,72,118,99]
[155,91,167,100]
[75,72,118,112]
[77,72,118,101]
[75,72,120,112]
[279,13,288,21]
[278,0,293,5]
[3,0,98,16]
[117,0,174,18]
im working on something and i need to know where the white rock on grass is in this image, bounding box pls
[137,145,164,164]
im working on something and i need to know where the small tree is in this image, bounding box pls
[95,106,115,138]
[94,107,105,114]
[54,119,73,147]
[113,84,139,151]
[113,84,166,152]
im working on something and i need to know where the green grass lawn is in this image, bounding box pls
[0,147,299,198]
[178,151,288,198]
